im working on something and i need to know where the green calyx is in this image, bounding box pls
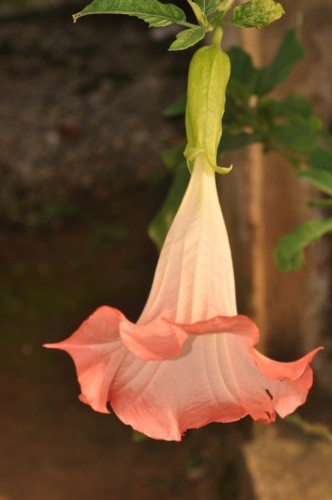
[184,32,232,175]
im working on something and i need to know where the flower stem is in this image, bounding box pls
[212,28,223,47]
[177,21,201,29]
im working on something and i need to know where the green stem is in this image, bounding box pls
[177,20,201,29]
[212,27,223,47]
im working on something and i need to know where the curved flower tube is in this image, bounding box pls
[45,157,321,441]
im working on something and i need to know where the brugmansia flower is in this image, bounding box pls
[45,156,321,441]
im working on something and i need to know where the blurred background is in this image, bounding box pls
[0,1,331,499]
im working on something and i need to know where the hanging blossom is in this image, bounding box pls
[44,155,321,441]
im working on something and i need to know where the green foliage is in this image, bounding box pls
[270,119,320,154]
[221,130,262,151]
[226,33,332,271]
[70,2,332,272]
[274,219,332,272]
[298,170,332,197]
[259,94,313,120]
[227,46,257,92]
[310,147,332,172]
[163,95,186,117]
[163,27,325,166]
[73,0,186,27]
[254,29,304,95]
[225,30,305,100]
[132,430,149,442]
[169,26,206,51]
[232,0,284,29]
[195,0,221,15]
[219,30,315,159]
[160,28,332,271]
[255,95,321,166]
[186,0,209,28]
[73,0,288,50]
[208,11,226,27]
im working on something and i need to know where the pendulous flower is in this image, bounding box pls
[44,156,321,441]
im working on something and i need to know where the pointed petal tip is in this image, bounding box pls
[253,345,324,382]
[252,345,323,420]
[43,342,61,349]
[125,419,183,442]
[79,393,110,415]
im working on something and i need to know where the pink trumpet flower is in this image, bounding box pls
[45,157,321,441]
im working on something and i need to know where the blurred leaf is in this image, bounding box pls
[309,147,332,172]
[161,143,185,170]
[274,218,332,272]
[259,94,314,120]
[220,130,261,152]
[132,430,149,442]
[286,414,332,442]
[163,94,186,117]
[186,0,209,27]
[208,11,226,27]
[270,118,320,153]
[195,0,220,15]
[232,0,284,29]
[226,80,252,102]
[307,199,332,208]
[148,161,189,250]
[227,46,257,92]
[298,169,332,196]
[255,29,304,96]
[169,26,206,51]
[73,0,186,27]
[320,130,332,146]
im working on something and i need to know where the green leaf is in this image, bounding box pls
[132,430,148,442]
[227,46,257,91]
[148,160,189,250]
[310,147,332,172]
[232,0,284,29]
[298,169,332,196]
[255,29,304,95]
[169,26,206,51]
[208,11,226,27]
[259,94,314,120]
[163,94,186,117]
[270,118,320,153]
[227,79,251,101]
[307,199,332,208]
[161,143,186,170]
[220,130,261,152]
[257,94,322,160]
[187,0,209,27]
[320,130,332,147]
[73,0,186,27]
[274,218,332,272]
[195,0,220,15]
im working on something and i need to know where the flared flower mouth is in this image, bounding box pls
[44,157,322,441]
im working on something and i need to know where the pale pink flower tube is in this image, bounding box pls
[45,157,322,441]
